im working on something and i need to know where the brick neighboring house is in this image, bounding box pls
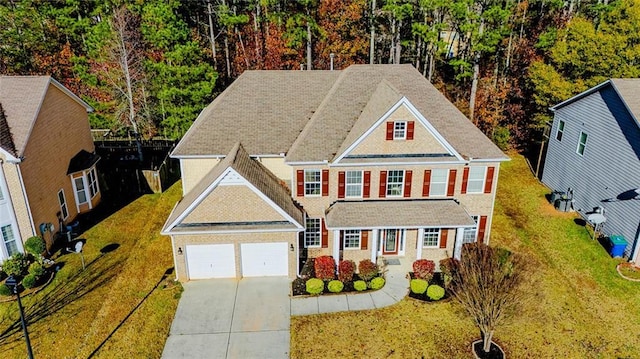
[0,76,101,259]
[162,64,508,281]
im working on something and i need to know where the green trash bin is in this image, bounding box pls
[609,235,627,257]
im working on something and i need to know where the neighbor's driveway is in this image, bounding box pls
[161,277,290,359]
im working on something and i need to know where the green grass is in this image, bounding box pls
[0,184,183,359]
[291,153,640,358]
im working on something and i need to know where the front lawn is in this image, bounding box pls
[290,153,640,358]
[0,184,182,358]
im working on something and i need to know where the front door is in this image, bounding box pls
[382,229,399,255]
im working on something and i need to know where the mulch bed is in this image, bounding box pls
[0,269,56,303]
[472,340,505,359]
[407,272,451,302]
[617,263,640,282]
[292,274,373,296]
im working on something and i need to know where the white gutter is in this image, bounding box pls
[16,164,36,237]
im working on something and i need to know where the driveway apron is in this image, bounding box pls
[162,277,290,359]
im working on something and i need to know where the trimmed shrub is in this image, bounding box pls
[427,284,445,300]
[358,259,379,281]
[314,256,336,281]
[24,236,46,256]
[413,259,436,281]
[305,278,324,295]
[410,279,428,294]
[22,274,37,289]
[3,253,29,277]
[328,280,344,293]
[28,262,44,277]
[353,280,367,291]
[439,257,458,289]
[0,284,11,296]
[369,276,385,290]
[337,260,356,282]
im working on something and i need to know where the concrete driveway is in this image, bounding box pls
[161,277,290,358]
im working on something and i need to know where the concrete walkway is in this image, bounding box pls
[291,264,409,315]
[162,277,290,359]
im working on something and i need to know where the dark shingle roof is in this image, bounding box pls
[611,79,640,128]
[172,65,507,161]
[325,199,476,229]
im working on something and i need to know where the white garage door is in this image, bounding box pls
[186,244,236,279]
[241,242,288,277]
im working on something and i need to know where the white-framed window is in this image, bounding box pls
[394,121,407,140]
[1,224,18,256]
[555,120,565,141]
[345,171,362,198]
[386,170,404,197]
[74,177,87,204]
[463,216,478,243]
[88,167,98,198]
[58,189,68,220]
[466,167,485,193]
[423,228,440,247]
[343,230,361,249]
[577,131,588,156]
[304,218,321,248]
[430,169,448,196]
[304,170,321,196]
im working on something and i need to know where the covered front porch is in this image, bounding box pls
[324,199,478,267]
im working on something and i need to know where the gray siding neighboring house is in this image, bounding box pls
[541,79,640,263]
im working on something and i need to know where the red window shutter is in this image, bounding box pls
[447,169,457,196]
[484,167,495,194]
[477,216,488,243]
[296,170,304,197]
[403,170,412,197]
[407,121,415,140]
[386,122,394,140]
[422,170,432,197]
[361,230,369,250]
[321,219,329,248]
[461,167,469,194]
[322,169,329,196]
[363,171,371,198]
[439,229,448,249]
[338,171,345,198]
[339,230,344,250]
[379,171,387,198]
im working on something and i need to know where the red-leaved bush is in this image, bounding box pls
[338,260,356,282]
[358,259,379,281]
[413,259,436,281]
[314,256,336,281]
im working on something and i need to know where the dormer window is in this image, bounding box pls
[394,121,407,139]
[386,121,415,140]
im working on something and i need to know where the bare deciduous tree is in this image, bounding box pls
[449,242,528,354]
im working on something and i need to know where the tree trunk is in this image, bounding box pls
[306,18,312,70]
[394,20,402,64]
[370,0,376,64]
[415,36,421,69]
[253,3,262,68]
[483,330,494,353]
[207,0,218,68]
[469,55,479,123]
[224,34,231,79]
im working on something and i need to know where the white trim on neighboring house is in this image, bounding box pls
[0,165,23,259]
[171,236,180,281]
[326,224,473,231]
[15,164,35,237]
[329,160,466,167]
[468,158,510,163]
[333,97,465,164]
[179,159,187,195]
[163,167,304,233]
[484,166,500,245]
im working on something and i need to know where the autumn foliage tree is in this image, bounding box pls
[449,243,529,355]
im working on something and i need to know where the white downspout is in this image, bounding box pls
[454,228,464,260]
[16,164,36,237]
[631,228,640,264]
[171,236,180,281]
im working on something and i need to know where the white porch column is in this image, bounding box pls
[333,230,340,267]
[370,229,378,263]
[416,228,424,259]
[454,228,465,260]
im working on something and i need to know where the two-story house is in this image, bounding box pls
[0,76,101,259]
[542,79,640,263]
[162,65,508,280]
